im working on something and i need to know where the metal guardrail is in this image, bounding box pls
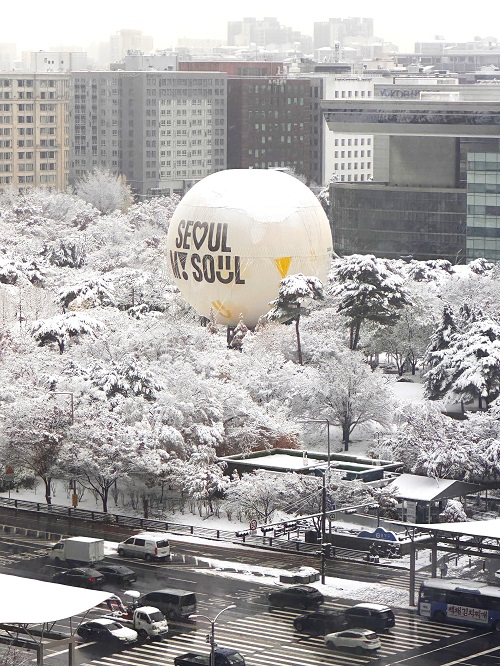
[0,496,385,562]
[0,496,235,542]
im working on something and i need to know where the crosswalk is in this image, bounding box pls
[74,600,474,666]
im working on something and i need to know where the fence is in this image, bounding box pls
[0,496,383,562]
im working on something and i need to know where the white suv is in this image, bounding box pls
[117,532,170,561]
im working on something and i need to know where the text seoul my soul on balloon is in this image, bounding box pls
[169,220,245,285]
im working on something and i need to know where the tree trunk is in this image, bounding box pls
[295,317,303,365]
[101,487,108,513]
[44,477,52,505]
[342,424,350,451]
[350,320,361,350]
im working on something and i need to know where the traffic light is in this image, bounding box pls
[321,543,332,558]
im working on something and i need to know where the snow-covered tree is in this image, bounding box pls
[423,304,458,399]
[0,645,30,666]
[266,274,324,364]
[29,312,105,354]
[440,499,467,522]
[223,470,292,523]
[329,255,411,350]
[0,399,69,505]
[304,349,393,450]
[61,404,139,512]
[75,168,133,214]
[425,317,500,409]
[176,445,230,515]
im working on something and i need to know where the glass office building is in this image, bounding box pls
[467,152,500,262]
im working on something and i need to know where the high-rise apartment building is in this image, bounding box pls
[71,71,227,198]
[0,73,70,195]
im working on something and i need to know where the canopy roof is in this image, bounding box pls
[387,473,484,502]
[417,518,500,539]
[0,574,111,624]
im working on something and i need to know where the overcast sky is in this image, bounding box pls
[3,1,500,53]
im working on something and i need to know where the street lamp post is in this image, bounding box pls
[190,605,236,666]
[297,418,331,584]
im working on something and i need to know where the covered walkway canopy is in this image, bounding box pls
[0,574,112,666]
[387,473,486,523]
[387,473,485,503]
[417,518,500,540]
[0,573,111,623]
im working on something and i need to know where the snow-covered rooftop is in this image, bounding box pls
[387,473,484,502]
[418,518,500,539]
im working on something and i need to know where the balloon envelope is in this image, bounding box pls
[166,169,333,327]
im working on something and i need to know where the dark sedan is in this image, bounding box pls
[94,564,137,585]
[294,610,346,635]
[52,567,105,589]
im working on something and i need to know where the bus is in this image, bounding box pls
[418,578,500,631]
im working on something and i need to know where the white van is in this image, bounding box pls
[117,532,170,561]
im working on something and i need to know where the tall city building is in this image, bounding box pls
[226,75,323,185]
[0,73,70,195]
[110,30,154,63]
[0,44,17,71]
[322,86,500,262]
[70,71,227,198]
[314,17,374,49]
[321,76,374,185]
[227,17,312,53]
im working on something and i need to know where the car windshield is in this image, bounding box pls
[225,653,244,665]
[180,594,196,607]
[365,632,378,640]
[149,611,164,622]
[107,622,123,631]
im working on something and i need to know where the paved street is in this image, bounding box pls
[0,522,496,665]
[50,599,486,666]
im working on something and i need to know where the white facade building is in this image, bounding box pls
[322,76,375,184]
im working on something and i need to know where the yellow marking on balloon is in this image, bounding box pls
[212,300,232,319]
[275,257,292,278]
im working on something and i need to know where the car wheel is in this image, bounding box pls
[118,548,125,556]
[294,621,303,632]
[355,646,363,655]
[493,620,500,632]
[145,554,152,562]
[433,610,446,623]
[326,641,335,650]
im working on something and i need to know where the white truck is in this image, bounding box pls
[103,606,169,641]
[49,536,105,566]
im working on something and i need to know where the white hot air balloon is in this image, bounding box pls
[166,169,333,328]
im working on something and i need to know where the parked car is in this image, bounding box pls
[268,585,324,610]
[344,603,395,632]
[77,618,137,644]
[293,610,345,635]
[52,567,105,589]
[94,564,137,585]
[325,628,381,653]
[117,532,170,561]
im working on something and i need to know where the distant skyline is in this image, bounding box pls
[4,1,500,54]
